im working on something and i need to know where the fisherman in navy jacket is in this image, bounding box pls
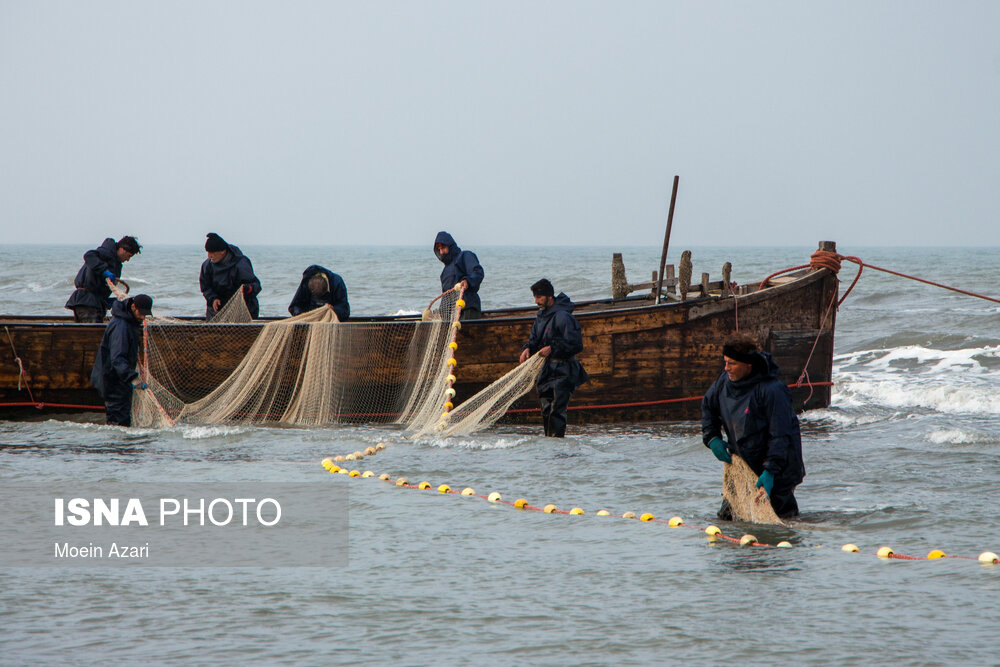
[90,294,153,427]
[199,233,262,320]
[288,265,350,321]
[433,231,485,320]
[701,333,806,519]
[65,236,141,322]
[519,279,589,437]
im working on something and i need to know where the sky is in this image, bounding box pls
[1,1,998,248]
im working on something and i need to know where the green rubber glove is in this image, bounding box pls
[756,470,774,496]
[708,437,731,463]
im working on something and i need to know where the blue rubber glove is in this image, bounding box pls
[103,270,117,284]
[708,437,731,463]
[756,470,774,496]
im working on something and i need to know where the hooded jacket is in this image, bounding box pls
[90,299,143,398]
[199,245,262,318]
[523,292,589,391]
[701,350,805,486]
[434,232,484,312]
[288,265,350,321]
[65,238,123,312]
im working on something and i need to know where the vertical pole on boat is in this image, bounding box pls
[655,175,680,304]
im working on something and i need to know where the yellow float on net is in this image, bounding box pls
[443,401,454,410]
[978,552,999,564]
[841,544,860,553]
[639,513,655,522]
[513,498,528,509]
[321,457,333,468]
[452,321,462,330]
[668,516,684,527]
[328,465,341,474]
[418,481,432,490]
[334,455,346,462]
[877,546,895,559]
[740,534,757,547]
[543,504,558,514]
[349,470,360,477]
[461,487,476,496]
[456,299,466,308]
[704,525,721,536]
[378,473,391,481]
[446,358,458,367]
[927,549,947,560]
[446,374,456,384]
[362,471,375,478]
[569,507,584,515]
[395,477,409,486]
[437,484,451,494]
[776,541,793,548]
[622,511,637,519]
[364,447,377,456]
[448,341,458,350]
[444,387,456,399]
[352,451,364,459]
[596,510,611,516]
[487,491,502,503]
[337,468,349,475]
[375,442,387,451]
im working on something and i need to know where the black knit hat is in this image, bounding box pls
[530,278,555,297]
[205,233,228,252]
[131,294,153,315]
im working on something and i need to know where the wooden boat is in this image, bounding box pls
[0,242,839,424]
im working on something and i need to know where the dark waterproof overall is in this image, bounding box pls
[199,245,262,319]
[65,238,123,322]
[701,351,806,518]
[288,265,350,321]
[523,293,589,437]
[90,300,142,426]
[434,232,485,320]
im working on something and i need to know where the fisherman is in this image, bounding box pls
[65,236,142,322]
[433,231,485,320]
[199,233,262,320]
[701,333,806,519]
[288,265,350,321]
[518,279,589,437]
[90,294,154,427]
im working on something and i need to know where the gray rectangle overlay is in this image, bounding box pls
[0,482,348,567]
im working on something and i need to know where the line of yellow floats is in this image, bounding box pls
[320,445,999,567]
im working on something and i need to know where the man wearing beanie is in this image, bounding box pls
[90,294,153,426]
[701,333,806,519]
[518,278,589,437]
[65,236,142,322]
[199,233,262,320]
[433,231,485,320]
[288,265,350,321]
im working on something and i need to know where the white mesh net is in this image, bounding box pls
[131,289,544,436]
[722,455,784,525]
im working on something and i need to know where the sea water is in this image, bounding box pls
[1,244,998,665]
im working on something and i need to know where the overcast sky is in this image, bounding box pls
[1,1,997,248]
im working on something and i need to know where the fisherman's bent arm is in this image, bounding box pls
[701,379,724,445]
[333,276,350,320]
[109,325,138,384]
[458,252,485,291]
[199,264,219,304]
[235,259,261,296]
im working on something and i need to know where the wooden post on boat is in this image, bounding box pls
[722,262,732,297]
[700,272,710,297]
[611,253,628,300]
[678,250,692,301]
[654,175,680,304]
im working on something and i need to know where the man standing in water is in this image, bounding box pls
[519,279,589,437]
[65,236,141,322]
[701,333,805,519]
[90,294,154,427]
[199,233,262,320]
[433,231,485,320]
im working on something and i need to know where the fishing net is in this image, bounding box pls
[722,455,784,525]
[131,289,544,435]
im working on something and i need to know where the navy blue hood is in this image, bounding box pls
[434,231,460,265]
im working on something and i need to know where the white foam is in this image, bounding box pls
[835,378,1000,415]
[421,435,529,450]
[927,429,998,445]
[179,425,252,439]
